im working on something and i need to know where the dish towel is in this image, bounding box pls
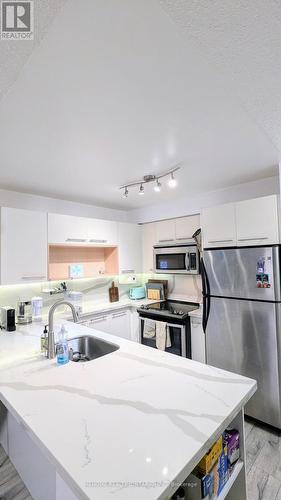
[155,321,171,350]
[143,319,156,338]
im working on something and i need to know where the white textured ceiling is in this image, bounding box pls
[160,0,281,152]
[0,0,67,100]
[0,0,279,209]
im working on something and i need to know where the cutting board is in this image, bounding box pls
[148,279,168,299]
[147,289,161,300]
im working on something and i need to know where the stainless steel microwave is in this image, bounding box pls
[153,244,200,275]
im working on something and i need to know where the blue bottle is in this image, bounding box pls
[56,324,69,365]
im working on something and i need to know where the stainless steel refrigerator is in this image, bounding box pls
[202,245,281,428]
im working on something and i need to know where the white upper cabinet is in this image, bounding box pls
[202,195,280,248]
[156,219,176,243]
[118,222,142,274]
[142,223,157,273]
[48,213,117,245]
[201,203,236,248]
[87,219,117,245]
[175,215,200,242]
[236,195,279,246]
[1,208,48,285]
[155,215,200,244]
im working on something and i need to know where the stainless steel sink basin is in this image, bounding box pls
[68,335,119,362]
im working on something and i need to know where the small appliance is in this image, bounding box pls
[129,286,146,300]
[153,243,200,275]
[17,300,32,324]
[0,307,16,331]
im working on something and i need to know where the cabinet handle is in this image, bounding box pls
[112,312,126,318]
[176,237,190,240]
[89,239,107,243]
[238,237,268,242]
[208,239,234,243]
[21,276,46,280]
[158,239,174,242]
[91,317,106,323]
[121,270,135,274]
[66,238,87,243]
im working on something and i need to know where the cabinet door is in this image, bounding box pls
[110,309,130,340]
[88,313,111,333]
[48,213,89,244]
[236,195,279,246]
[1,207,48,285]
[142,223,156,273]
[87,219,118,245]
[190,316,206,363]
[201,203,236,248]
[156,219,176,243]
[118,223,142,274]
[175,215,200,242]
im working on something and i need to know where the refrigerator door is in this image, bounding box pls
[203,246,280,301]
[206,296,281,428]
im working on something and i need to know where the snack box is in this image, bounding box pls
[224,429,240,469]
[185,446,229,500]
[197,436,223,474]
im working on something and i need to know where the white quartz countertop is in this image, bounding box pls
[0,321,256,500]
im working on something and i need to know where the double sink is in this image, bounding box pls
[67,336,119,362]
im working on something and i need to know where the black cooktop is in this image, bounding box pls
[138,300,199,320]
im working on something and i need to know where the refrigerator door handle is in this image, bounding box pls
[202,295,211,333]
[201,258,210,296]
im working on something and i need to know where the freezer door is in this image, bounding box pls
[206,297,281,428]
[203,246,280,301]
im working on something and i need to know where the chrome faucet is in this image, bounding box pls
[47,300,78,359]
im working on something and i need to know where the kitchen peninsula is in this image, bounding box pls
[0,321,256,500]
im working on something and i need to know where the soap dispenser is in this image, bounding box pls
[56,324,69,365]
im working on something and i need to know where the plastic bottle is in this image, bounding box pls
[56,324,69,365]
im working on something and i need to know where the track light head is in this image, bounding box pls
[168,172,177,188]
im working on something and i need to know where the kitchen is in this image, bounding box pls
[0,1,281,500]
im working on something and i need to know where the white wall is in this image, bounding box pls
[128,175,279,223]
[0,188,128,222]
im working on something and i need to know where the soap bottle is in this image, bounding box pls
[109,281,119,303]
[56,324,69,365]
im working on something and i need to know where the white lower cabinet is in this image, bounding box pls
[190,315,206,364]
[110,309,130,340]
[8,411,56,500]
[84,308,131,340]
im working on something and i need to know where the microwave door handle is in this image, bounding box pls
[185,252,190,271]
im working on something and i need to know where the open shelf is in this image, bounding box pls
[217,460,244,500]
[48,244,119,280]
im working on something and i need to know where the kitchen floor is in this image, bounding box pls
[0,418,280,499]
[245,417,281,499]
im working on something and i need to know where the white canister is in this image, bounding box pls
[31,296,43,322]
[68,291,83,314]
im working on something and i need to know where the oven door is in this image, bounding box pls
[139,317,188,357]
[153,246,199,275]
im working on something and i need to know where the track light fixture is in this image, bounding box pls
[154,179,161,192]
[168,172,177,188]
[119,164,181,199]
[122,186,128,198]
